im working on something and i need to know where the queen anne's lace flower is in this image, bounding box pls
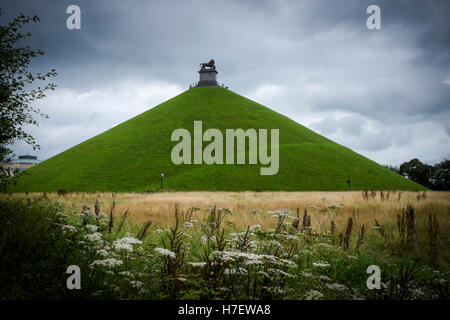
[85,224,98,233]
[96,249,110,257]
[85,232,102,243]
[114,243,133,253]
[89,258,123,269]
[61,224,77,232]
[313,261,330,268]
[267,209,295,219]
[305,289,324,300]
[154,247,176,258]
[326,283,347,291]
[183,222,194,228]
[118,271,133,277]
[188,262,207,267]
[130,280,144,289]
[268,268,295,278]
[224,268,248,275]
[112,236,142,253]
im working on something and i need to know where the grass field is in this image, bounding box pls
[1,190,448,300]
[9,190,448,231]
[10,87,424,192]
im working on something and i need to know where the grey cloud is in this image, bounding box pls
[2,0,449,165]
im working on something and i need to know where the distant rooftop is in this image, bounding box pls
[9,154,40,164]
[19,155,37,160]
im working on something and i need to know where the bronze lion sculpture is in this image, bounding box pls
[200,59,215,70]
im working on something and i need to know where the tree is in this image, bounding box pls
[384,164,400,174]
[399,158,433,189]
[431,159,450,191]
[0,10,56,192]
[399,158,432,188]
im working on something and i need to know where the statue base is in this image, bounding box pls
[197,68,219,87]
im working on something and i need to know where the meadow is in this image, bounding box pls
[0,190,449,300]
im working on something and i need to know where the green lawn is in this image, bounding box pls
[12,87,424,192]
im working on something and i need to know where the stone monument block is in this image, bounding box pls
[197,69,219,87]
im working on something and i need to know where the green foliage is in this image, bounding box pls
[0,198,448,300]
[388,158,450,190]
[0,10,57,190]
[0,198,77,298]
[431,160,450,190]
[12,87,424,192]
[399,159,434,189]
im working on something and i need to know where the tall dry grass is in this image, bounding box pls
[5,191,450,234]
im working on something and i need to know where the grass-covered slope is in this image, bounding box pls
[12,87,424,192]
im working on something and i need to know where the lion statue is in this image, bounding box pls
[200,59,215,70]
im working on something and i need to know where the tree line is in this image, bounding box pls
[385,159,450,190]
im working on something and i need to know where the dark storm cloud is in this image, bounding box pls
[1,0,449,165]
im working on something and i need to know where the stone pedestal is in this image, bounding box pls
[197,68,219,87]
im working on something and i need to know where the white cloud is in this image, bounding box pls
[13,79,182,160]
[7,0,450,166]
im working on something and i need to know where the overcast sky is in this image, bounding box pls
[2,0,449,166]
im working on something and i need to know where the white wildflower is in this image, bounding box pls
[318,275,332,282]
[267,209,296,219]
[154,247,176,259]
[313,261,330,268]
[326,283,347,291]
[85,224,98,233]
[89,258,123,269]
[188,262,207,268]
[278,258,298,268]
[305,289,324,300]
[61,224,77,232]
[300,272,314,278]
[118,271,133,277]
[130,280,144,289]
[114,243,133,253]
[218,287,230,291]
[224,268,248,275]
[268,240,284,248]
[96,249,110,257]
[183,222,194,228]
[281,234,299,241]
[113,236,142,253]
[268,268,295,278]
[85,232,102,243]
[245,259,264,265]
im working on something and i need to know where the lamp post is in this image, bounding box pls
[161,173,164,191]
[346,178,351,190]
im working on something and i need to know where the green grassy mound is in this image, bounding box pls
[12,87,424,192]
